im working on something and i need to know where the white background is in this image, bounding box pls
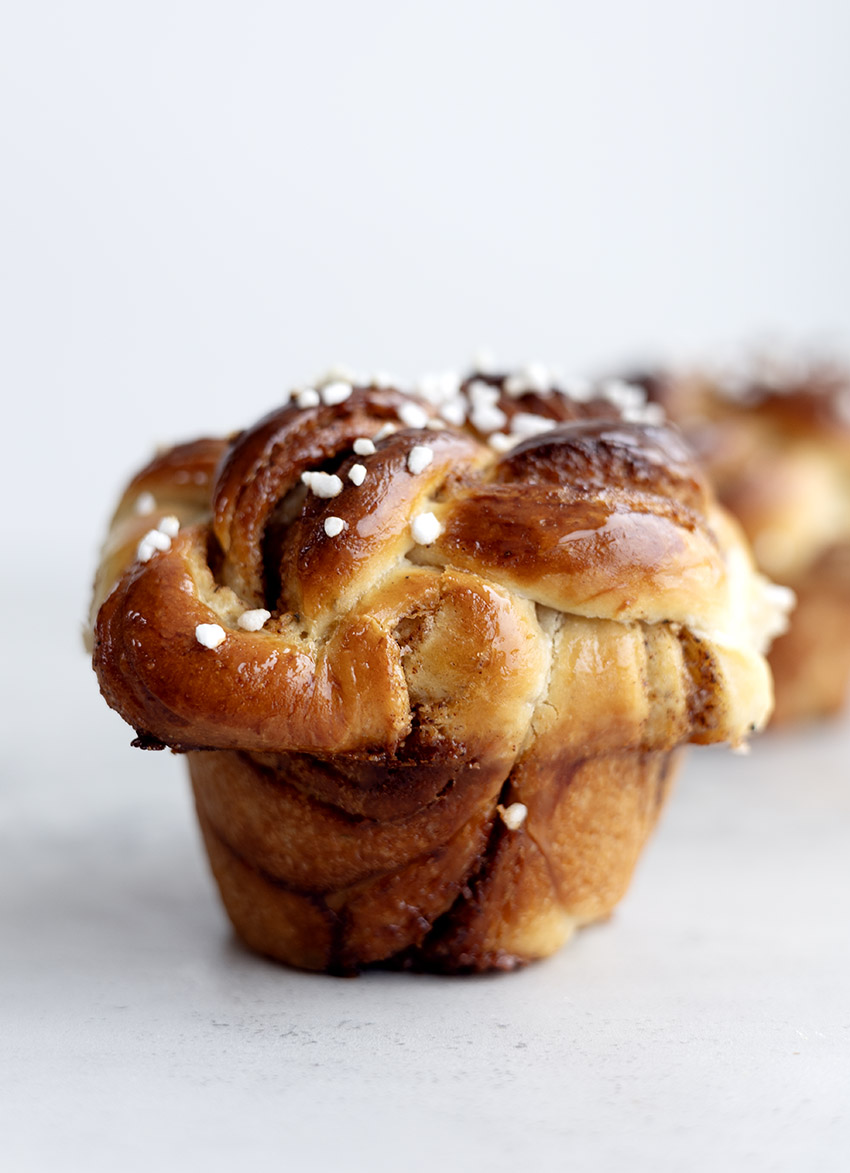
[1,3,849,1170]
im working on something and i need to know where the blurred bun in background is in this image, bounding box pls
[626,349,850,723]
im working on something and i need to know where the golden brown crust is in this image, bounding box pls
[92,372,785,971]
[279,428,483,620]
[93,386,776,755]
[212,388,427,606]
[90,437,227,628]
[190,745,681,974]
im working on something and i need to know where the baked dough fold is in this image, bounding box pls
[91,376,789,971]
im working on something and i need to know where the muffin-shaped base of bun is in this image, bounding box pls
[768,545,850,725]
[189,746,682,974]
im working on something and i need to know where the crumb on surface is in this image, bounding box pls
[504,363,553,397]
[137,529,171,562]
[238,609,271,632]
[398,402,429,430]
[134,491,156,515]
[316,363,358,387]
[510,412,558,437]
[324,516,347,538]
[195,622,226,649]
[372,422,397,441]
[415,371,461,404]
[411,511,443,545]
[301,471,344,498]
[499,802,528,831]
[321,381,352,406]
[407,445,434,475]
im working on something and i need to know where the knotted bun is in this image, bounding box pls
[91,369,789,971]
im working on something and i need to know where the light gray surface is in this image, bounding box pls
[2,564,849,1172]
